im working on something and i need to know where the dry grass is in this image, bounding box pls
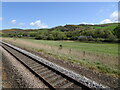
[2,38,119,76]
[3,38,118,66]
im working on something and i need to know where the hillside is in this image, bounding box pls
[1,23,118,32]
[51,23,118,32]
[1,23,119,42]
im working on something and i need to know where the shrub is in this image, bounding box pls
[78,36,88,41]
[47,34,54,40]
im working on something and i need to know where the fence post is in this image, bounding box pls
[83,51,85,57]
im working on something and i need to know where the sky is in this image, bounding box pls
[1,0,120,2]
[0,2,118,30]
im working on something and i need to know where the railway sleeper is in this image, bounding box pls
[32,66,45,71]
[44,73,56,79]
[60,81,73,88]
[40,70,52,76]
[29,63,42,68]
[47,75,61,83]
[52,78,67,87]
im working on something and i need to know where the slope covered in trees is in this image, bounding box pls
[1,23,119,42]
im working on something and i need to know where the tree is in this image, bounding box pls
[51,31,67,40]
[114,25,120,39]
[47,34,54,40]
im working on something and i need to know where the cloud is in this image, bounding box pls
[10,20,17,24]
[0,17,3,21]
[100,11,119,24]
[100,19,112,24]
[10,19,25,25]
[30,20,48,28]
[110,11,119,22]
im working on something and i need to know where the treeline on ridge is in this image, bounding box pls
[1,23,120,42]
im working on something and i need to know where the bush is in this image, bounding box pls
[114,25,120,39]
[47,34,54,40]
[51,31,67,40]
[70,36,78,40]
[107,34,117,42]
[78,36,88,41]
[93,38,104,42]
[35,34,43,40]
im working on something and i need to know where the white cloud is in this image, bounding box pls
[100,11,119,24]
[110,11,118,22]
[100,19,112,24]
[10,19,25,26]
[10,20,16,24]
[0,17,3,21]
[30,20,48,28]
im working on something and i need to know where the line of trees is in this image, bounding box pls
[35,31,67,40]
[66,29,117,42]
[1,24,119,42]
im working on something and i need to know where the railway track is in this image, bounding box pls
[1,41,109,89]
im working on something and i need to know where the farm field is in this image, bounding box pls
[19,38,118,56]
[2,37,119,77]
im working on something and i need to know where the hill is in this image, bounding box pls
[1,23,119,42]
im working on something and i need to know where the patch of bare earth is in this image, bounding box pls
[1,46,47,88]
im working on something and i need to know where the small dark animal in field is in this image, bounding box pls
[59,44,63,49]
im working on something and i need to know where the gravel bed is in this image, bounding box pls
[1,46,47,88]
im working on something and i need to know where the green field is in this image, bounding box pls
[20,38,118,56]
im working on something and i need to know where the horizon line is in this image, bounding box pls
[1,22,118,30]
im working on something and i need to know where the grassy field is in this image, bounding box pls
[2,37,119,77]
[19,38,118,56]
